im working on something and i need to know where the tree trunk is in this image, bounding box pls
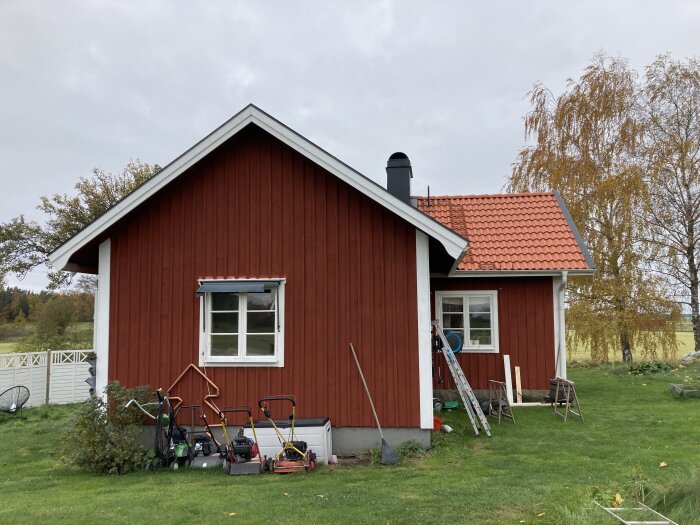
[616,285,633,363]
[689,261,700,354]
[620,327,633,363]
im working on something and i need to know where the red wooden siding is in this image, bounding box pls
[430,277,555,391]
[108,125,420,428]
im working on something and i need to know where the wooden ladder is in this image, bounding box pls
[432,320,491,437]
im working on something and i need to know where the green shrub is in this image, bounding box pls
[65,381,152,474]
[628,361,672,375]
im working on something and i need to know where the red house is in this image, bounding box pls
[48,105,592,451]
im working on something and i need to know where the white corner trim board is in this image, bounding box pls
[415,231,433,429]
[48,105,467,272]
[94,239,111,398]
[553,271,568,379]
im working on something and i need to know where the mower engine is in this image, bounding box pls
[231,436,260,463]
[284,441,308,461]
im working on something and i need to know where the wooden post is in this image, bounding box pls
[503,355,514,404]
[514,366,522,403]
[45,349,52,405]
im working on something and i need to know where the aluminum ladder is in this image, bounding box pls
[432,320,491,437]
[594,501,678,525]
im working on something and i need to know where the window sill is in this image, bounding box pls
[200,357,284,368]
[460,347,499,354]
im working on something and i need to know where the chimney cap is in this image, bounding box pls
[387,151,412,171]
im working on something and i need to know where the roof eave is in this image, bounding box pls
[552,190,595,271]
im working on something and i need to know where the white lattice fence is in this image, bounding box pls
[49,350,93,404]
[0,350,93,407]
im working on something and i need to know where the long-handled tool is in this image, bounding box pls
[348,342,400,465]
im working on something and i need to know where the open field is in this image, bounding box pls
[1,364,699,524]
[0,322,93,354]
[568,331,696,363]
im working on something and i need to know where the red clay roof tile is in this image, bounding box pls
[415,192,591,271]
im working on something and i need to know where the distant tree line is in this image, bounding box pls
[0,286,94,326]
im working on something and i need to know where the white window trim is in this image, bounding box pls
[198,278,285,367]
[435,290,499,354]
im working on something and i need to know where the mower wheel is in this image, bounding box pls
[267,458,275,473]
[170,462,178,471]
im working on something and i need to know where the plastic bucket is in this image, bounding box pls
[433,416,443,432]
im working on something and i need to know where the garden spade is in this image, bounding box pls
[348,342,400,465]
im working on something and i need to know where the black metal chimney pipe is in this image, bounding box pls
[386,152,413,204]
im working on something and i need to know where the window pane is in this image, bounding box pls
[468,297,491,313]
[442,297,463,312]
[212,312,238,334]
[212,293,239,311]
[469,329,492,346]
[247,311,275,333]
[247,291,275,310]
[211,335,238,356]
[443,313,464,329]
[247,334,275,356]
[469,312,491,329]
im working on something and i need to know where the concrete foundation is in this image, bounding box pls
[331,427,431,455]
[140,425,432,457]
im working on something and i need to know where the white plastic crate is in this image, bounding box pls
[244,417,332,464]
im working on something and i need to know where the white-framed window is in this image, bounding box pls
[435,290,499,353]
[197,279,285,367]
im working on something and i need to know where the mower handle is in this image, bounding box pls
[258,396,296,419]
[257,395,296,408]
[219,406,252,418]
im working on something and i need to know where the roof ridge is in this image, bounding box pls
[413,192,555,200]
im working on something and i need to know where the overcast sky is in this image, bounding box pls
[1,0,699,290]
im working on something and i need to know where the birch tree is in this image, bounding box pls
[641,56,700,353]
[508,54,679,363]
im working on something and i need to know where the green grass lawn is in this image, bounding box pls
[0,341,15,354]
[1,364,699,524]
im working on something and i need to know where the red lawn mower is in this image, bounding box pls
[219,407,265,475]
[258,396,316,474]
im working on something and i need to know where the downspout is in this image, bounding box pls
[556,271,568,379]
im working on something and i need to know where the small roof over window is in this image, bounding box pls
[195,280,281,296]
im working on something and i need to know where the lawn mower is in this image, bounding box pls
[258,395,316,473]
[173,403,227,468]
[218,407,265,475]
[125,389,193,469]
